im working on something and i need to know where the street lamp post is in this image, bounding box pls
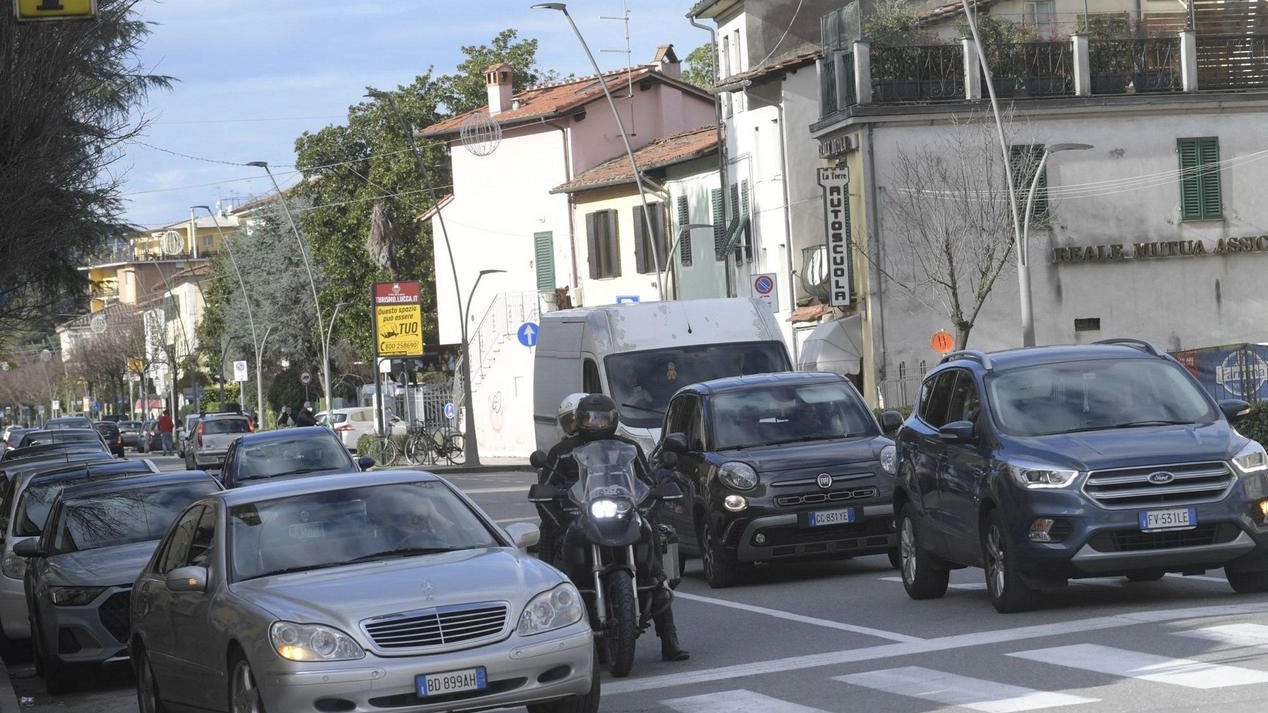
[323,302,349,412]
[532,2,665,300]
[246,161,334,417]
[1019,142,1093,347]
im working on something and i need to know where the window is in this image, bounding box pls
[1074,317,1101,332]
[534,231,555,292]
[1010,145,1049,225]
[711,188,726,260]
[1023,0,1057,37]
[585,210,620,279]
[729,180,753,261]
[918,370,958,428]
[675,195,692,267]
[583,359,602,394]
[944,371,982,424]
[157,505,203,574]
[1178,137,1222,220]
[186,505,216,568]
[633,202,669,274]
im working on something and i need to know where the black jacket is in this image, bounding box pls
[293,409,317,427]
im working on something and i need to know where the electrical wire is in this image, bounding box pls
[750,0,807,70]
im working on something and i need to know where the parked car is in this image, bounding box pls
[185,413,251,470]
[16,470,222,691]
[318,407,405,452]
[219,427,373,488]
[135,420,162,454]
[176,414,200,458]
[130,471,597,713]
[18,428,109,452]
[0,458,158,645]
[44,417,94,430]
[3,428,30,453]
[3,441,108,464]
[93,421,126,458]
[653,372,903,588]
[893,340,1268,613]
[117,421,144,450]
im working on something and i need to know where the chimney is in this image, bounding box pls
[485,63,514,115]
[653,45,681,79]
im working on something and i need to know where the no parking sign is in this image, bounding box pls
[752,273,778,313]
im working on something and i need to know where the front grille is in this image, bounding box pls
[97,590,130,643]
[1087,522,1239,552]
[770,472,875,488]
[775,487,879,507]
[1082,461,1234,509]
[756,517,893,548]
[362,602,507,651]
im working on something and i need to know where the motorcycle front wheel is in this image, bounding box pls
[603,569,638,678]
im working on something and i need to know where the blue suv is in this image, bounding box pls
[894,339,1268,612]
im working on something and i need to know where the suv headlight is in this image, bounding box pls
[517,582,584,636]
[1233,441,1268,474]
[270,621,365,662]
[49,586,106,606]
[1008,461,1079,489]
[879,444,897,475]
[719,462,759,490]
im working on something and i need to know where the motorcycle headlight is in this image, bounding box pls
[1,552,26,580]
[1007,461,1079,489]
[1233,441,1268,474]
[517,582,585,636]
[879,444,897,475]
[49,586,106,606]
[719,462,759,491]
[270,621,365,662]
[589,498,632,519]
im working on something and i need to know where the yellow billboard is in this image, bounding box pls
[15,0,97,21]
[373,281,424,358]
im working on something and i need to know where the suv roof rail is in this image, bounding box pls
[939,349,993,370]
[1093,338,1161,356]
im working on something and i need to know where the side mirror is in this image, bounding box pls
[652,481,684,501]
[165,565,208,593]
[356,455,376,471]
[1220,399,1252,425]
[529,450,548,469]
[879,410,905,435]
[528,483,567,502]
[663,433,689,455]
[938,420,976,444]
[12,538,43,558]
[504,522,540,550]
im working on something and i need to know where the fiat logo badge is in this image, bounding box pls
[816,473,833,489]
[1147,471,1175,485]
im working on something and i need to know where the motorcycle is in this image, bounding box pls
[529,440,682,677]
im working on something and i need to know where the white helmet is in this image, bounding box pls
[557,392,587,436]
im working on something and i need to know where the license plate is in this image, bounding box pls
[416,667,487,697]
[1138,507,1197,532]
[805,508,857,527]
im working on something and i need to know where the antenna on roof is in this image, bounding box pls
[600,0,636,137]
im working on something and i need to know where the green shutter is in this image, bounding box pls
[1198,137,1222,219]
[676,196,692,267]
[534,231,555,292]
[606,209,621,278]
[632,206,648,274]
[711,188,725,260]
[585,213,600,279]
[1178,139,1201,219]
[1179,137,1221,220]
[739,180,752,258]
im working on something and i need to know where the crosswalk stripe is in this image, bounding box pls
[836,666,1096,712]
[1010,643,1268,688]
[661,689,832,713]
[1176,623,1268,648]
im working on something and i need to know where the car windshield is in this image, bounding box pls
[228,481,500,581]
[985,358,1218,437]
[14,467,154,536]
[605,342,790,428]
[49,481,220,554]
[46,418,92,430]
[235,436,351,481]
[711,382,879,450]
[203,419,249,435]
[20,431,98,447]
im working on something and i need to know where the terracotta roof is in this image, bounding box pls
[918,0,1003,24]
[421,67,712,138]
[550,127,718,195]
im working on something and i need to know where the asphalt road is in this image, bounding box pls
[14,454,1268,712]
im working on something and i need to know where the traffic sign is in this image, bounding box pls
[300,371,312,385]
[90,313,108,334]
[752,273,778,313]
[233,361,249,382]
[372,281,424,358]
[15,0,97,22]
[444,402,456,420]
[517,322,539,348]
[616,295,640,304]
[931,330,955,354]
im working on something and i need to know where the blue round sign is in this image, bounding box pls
[754,275,774,294]
[444,402,456,420]
[517,322,539,348]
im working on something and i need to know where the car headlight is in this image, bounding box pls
[589,498,632,519]
[517,582,585,636]
[719,462,759,491]
[1233,441,1268,474]
[270,621,365,662]
[1007,461,1079,489]
[49,586,106,606]
[879,444,897,475]
[1,553,26,580]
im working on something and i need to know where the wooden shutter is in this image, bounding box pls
[604,209,621,278]
[676,195,692,267]
[534,231,555,292]
[1198,137,1222,219]
[632,206,648,274]
[1178,138,1201,219]
[739,180,752,259]
[585,212,600,279]
[1178,137,1221,220]
[711,188,725,260]
[649,202,666,271]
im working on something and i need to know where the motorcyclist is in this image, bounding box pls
[535,393,587,566]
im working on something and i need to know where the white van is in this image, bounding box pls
[533,298,792,456]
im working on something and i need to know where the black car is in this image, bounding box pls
[219,427,373,488]
[894,339,1268,613]
[654,372,903,588]
[93,421,126,458]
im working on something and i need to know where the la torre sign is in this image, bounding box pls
[1052,235,1268,264]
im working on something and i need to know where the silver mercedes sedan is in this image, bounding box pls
[129,471,597,713]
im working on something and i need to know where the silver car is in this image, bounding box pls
[130,471,598,713]
[186,414,251,470]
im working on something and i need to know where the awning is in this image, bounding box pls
[798,314,863,375]
[789,303,829,323]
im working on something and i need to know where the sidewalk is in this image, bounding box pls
[427,457,533,474]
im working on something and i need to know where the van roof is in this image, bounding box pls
[544,298,777,352]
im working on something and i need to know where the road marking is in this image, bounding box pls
[836,666,1097,712]
[672,591,922,643]
[1176,623,1268,648]
[1010,643,1268,688]
[662,689,833,713]
[604,600,1268,696]
[880,575,985,590]
[1165,573,1229,584]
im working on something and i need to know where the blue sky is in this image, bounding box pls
[121,0,707,228]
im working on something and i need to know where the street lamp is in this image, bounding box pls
[663,224,711,299]
[245,160,334,417]
[532,2,665,300]
[323,301,350,411]
[1018,142,1093,347]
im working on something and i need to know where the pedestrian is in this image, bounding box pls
[277,405,292,428]
[157,409,175,456]
[446,350,457,373]
[293,402,317,427]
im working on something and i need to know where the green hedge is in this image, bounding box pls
[355,433,408,456]
[1238,402,1268,446]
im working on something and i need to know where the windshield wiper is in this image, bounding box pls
[243,562,343,580]
[620,403,665,416]
[348,546,463,563]
[766,435,839,446]
[283,467,341,475]
[1061,420,1191,434]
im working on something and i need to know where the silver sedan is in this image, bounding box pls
[129,470,597,713]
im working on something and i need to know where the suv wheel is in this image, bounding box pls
[1225,566,1268,593]
[898,504,948,600]
[700,520,742,589]
[982,510,1035,613]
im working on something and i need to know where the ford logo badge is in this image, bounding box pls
[817,473,833,489]
[1147,471,1175,485]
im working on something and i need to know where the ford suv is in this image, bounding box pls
[894,339,1268,612]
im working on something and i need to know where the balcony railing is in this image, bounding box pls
[1088,37,1182,94]
[871,45,964,102]
[1197,34,1268,90]
[989,41,1075,97]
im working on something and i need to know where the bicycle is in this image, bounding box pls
[403,421,465,466]
[403,420,437,466]
[365,433,400,467]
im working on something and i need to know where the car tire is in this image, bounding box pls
[887,547,902,570]
[898,504,949,600]
[1126,570,1166,583]
[982,509,1036,613]
[526,645,600,713]
[1226,566,1268,593]
[228,651,268,713]
[603,569,638,678]
[135,645,168,713]
[700,519,743,589]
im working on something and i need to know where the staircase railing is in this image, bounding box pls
[455,291,540,405]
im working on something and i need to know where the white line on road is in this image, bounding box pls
[1165,573,1229,584]
[1010,643,1268,688]
[661,689,833,713]
[604,600,1268,696]
[836,666,1098,712]
[1175,623,1268,648]
[672,591,922,643]
[879,575,985,590]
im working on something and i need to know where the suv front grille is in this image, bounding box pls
[775,487,879,507]
[1082,461,1234,509]
[97,590,130,643]
[1087,522,1239,552]
[362,602,506,651]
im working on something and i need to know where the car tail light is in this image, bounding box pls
[247,420,255,433]
[196,423,204,447]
